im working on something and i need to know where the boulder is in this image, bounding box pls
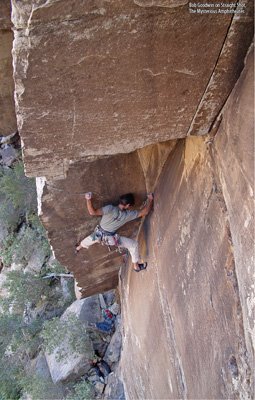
[89,331,108,358]
[104,372,125,400]
[88,371,102,384]
[46,297,103,383]
[94,381,105,396]
[108,302,120,316]
[31,352,54,379]
[26,353,65,399]
[45,339,92,384]
[67,297,113,357]
[0,145,18,166]
[60,276,74,303]
[103,317,122,368]
[0,269,8,298]
[66,296,102,324]
[103,290,116,308]
[99,293,107,309]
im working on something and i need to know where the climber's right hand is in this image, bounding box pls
[147,192,154,201]
[85,192,92,200]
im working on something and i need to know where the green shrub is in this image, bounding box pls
[13,224,49,265]
[27,213,50,245]
[66,380,95,400]
[41,313,94,362]
[44,259,67,275]
[0,196,20,236]
[0,232,15,266]
[26,214,51,258]
[2,270,51,310]
[20,374,63,400]
[0,361,22,400]
[0,215,51,268]
[0,161,37,236]
[0,314,42,400]
[0,161,37,216]
[0,313,23,357]
[41,259,76,308]
[0,311,43,358]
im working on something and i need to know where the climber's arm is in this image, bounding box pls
[137,193,154,218]
[85,193,103,216]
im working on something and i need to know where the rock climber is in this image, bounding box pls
[75,192,154,272]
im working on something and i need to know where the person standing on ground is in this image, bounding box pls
[76,192,153,272]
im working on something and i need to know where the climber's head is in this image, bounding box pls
[118,193,135,210]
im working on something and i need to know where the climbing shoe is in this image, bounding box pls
[75,244,80,254]
[133,262,147,272]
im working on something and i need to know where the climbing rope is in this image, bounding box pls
[45,183,103,198]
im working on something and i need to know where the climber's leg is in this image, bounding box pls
[118,236,146,271]
[76,235,98,252]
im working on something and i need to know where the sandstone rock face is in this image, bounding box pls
[120,45,254,399]
[40,151,146,296]
[213,44,254,371]
[0,1,17,135]
[7,1,254,398]
[134,0,188,7]
[187,0,254,136]
[11,0,252,178]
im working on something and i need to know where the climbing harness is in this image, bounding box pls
[91,225,122,252]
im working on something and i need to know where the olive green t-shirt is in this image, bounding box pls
[100,205,139,233]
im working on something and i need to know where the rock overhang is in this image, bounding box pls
[39,150,147,296]
[11,0,254,179]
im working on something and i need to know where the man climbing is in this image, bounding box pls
[75,192,154,272]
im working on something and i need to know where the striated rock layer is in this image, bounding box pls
[39,151,147,296]
[11,0,253,178]
[213,45,254,374]
[120,44,254,399]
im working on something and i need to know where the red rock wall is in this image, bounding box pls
[120,44,254,399]
[213,44,254,372]
[40,151,147,297]
[0,1,17,135]
[11,0,253,178]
